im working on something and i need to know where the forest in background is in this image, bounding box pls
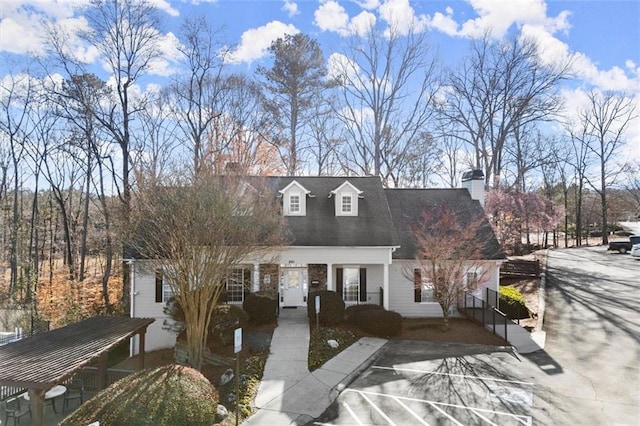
[1,0,639,331]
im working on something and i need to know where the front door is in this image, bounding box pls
[283,268,305,307]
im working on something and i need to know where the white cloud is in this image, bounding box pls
[282,0,299,17]
[314,0,350,35]
[353,0,380,9]
[430,10,458,36]
[148,32,182,76]
[149,0,180,17]
[314,1,376,36]
[226,21,299,64]
[378,0,429,35]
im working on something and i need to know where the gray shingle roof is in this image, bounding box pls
[126,176,504,261]
[384,188,505,260]
[263,176,399,247]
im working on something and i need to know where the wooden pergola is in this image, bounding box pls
[0,316,154,425]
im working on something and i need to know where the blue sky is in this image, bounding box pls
[1,0,639,159]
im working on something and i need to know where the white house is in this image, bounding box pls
[126,173,505,354]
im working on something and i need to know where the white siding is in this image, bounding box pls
[387,260,502,318]
[130,261,177,355]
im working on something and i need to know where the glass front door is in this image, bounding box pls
[283,268,305,307]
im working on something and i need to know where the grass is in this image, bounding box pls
[406,322,449,332]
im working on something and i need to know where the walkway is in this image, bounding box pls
[245,307,386,425]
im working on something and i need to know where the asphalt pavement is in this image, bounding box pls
[312,246,640,425]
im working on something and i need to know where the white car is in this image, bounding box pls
[631,243,640,258]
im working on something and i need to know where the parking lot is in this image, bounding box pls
[314,341,544,425]
[313,246,639,425]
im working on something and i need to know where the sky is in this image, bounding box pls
[1,0,639,161]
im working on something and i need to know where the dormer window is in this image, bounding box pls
[290,194,301,213]
[330,180,362,217]
[279,180,312,216]
[341,195,352,214]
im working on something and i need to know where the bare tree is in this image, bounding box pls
[403,203,497,326]
[258,33,329,175]
[333,22,439,185]
[579,90,637,244]
[82,0,162,218]
[169,16,227,177]
[82,0,162,311]
[131,174,285,370]
[204,74,282,175]
[439,34,572,187]
[0,70,36,296]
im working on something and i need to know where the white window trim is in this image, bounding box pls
[341,194,352,214]
[279,180,311,216]
[226,267,250,303]
[289,194,301,214]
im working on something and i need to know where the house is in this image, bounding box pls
[126,172,505,354]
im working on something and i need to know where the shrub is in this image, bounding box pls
[355,309,402,337]
[345,304,384,324]
[243,293,278,324]
[499,286,530,320]
[61,365,218,426]
[307,290,345,326]
[209,304,249,347]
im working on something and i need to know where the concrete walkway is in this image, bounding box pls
[245,308,386,425]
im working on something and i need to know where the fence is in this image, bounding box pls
[500,259,540,278]
[458,291,509,342]
[75,367,134,391]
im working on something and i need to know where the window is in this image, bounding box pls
[466,271,478,287]
[341,195,352,214]
[414,269,435,303]
[155,269,174,303]
[289,194,300,213]
[226,268,250,303]
[343,268,359,302]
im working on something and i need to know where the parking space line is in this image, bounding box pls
[469,408,499,425]
[426,401,465,426]
[344,389,532,424]
[391,396,431,426]
[373,366,534,386]
[342,402,364,426]
[358,391,397,426]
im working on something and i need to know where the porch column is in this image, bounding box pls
[138,330,146,370]
[326,263,333,291]
[97,352,108,390]
[383,263,390,309]
[253,263,260,292]
[28,389,45,426]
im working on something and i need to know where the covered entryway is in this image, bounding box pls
[282,267,307,307]
[0,316,154,425]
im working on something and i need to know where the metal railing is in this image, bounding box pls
[458,291,509,342]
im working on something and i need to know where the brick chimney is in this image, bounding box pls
[461,169,485,207]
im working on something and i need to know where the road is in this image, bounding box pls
[526,246,640,425]
[312,247,640,425]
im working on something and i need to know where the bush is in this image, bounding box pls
[345,304,384,324]
[61,365,218,426]
[307,290,345,326]
[499,286,530,320]
[243,293,278,325]
[355,309,402,337]
[209,304,249,347]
